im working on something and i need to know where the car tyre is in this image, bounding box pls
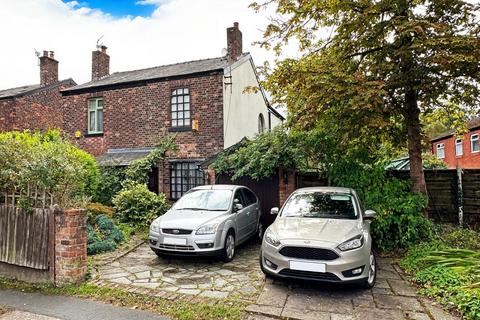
[361,251,377,289]
[220,231,236,262]
[257,220,264,242]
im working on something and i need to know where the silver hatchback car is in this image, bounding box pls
[149,185,262,262]
[260,187,377,288]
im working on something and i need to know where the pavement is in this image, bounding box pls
[0,289,168,320]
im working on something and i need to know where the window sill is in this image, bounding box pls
[85,132,104,137]
[168,126,192,132]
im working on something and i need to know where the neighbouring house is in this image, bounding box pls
[0,51,76,132]
[61,23,284,199]
[431,117,480,169]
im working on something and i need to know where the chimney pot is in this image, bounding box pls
[43,50,48,57]
[100,45,108,53]
[234,22,239,28]
[49,51,55,58]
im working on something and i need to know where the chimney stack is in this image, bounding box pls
[92,45,110,81]
[227,22,243,62]
[39,50,58,86]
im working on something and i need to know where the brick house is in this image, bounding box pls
[431,117,480,168]
[61,23,284,199]
[0,51,76,132]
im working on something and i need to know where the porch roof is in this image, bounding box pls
[96,148,154,166]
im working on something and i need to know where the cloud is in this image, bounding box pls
[135,0,171,5]
[0,0,297,90]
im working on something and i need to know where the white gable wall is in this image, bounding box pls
[223,55,283,148]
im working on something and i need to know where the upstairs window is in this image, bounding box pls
[471,134,479,153]
[88,98,103,134]
[436,143,445,159]
[455,139,463,156]
[171,88,191,128]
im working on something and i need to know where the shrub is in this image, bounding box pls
[329,160,431,251]
[93,166,125,206]
[112,182,169,228]
[86,202,115,224]
[87,214,125,255]
[0,130,99,208]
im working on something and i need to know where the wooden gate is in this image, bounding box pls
[217,172,280,226]
[0,205,52,270]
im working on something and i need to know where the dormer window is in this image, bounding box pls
[171,88,191,128]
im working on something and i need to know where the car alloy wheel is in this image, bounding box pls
[225,233,235,260]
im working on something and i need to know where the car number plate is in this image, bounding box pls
[163,237,187,245]
[290,261,326,273]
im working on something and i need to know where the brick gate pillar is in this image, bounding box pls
[54,208,87,285]
[278,168,297,206]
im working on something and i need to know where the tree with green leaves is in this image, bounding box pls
[252,0,480,196]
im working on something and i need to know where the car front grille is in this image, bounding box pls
[157,244,195,251]
[162,229,192,235]
[279,246,339,261]
[279,269,340,281]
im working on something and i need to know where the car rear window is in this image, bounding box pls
[281,192,357,219]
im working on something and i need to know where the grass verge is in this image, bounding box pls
[400,224,480,320]
[0,278,246,320]
[0,305,10,316]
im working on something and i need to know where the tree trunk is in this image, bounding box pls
[405,89,428,208]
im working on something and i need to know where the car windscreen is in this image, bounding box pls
[173,189,233,211]
[281,192,357,219]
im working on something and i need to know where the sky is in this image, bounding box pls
[0,0,295,90]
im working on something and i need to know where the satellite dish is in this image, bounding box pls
[221,48,228,56]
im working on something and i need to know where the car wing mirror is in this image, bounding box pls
[270,207,279,215]
[364,209,376,220]
[234,203,243,212]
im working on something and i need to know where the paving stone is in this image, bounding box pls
[377,269,402,280]
[406,312,431,320]
[331,314,354,320]
[177,289,201,295]
[134,282,159,289]
[375,278,390,289]
[100,272,130,280]
[281,307,330,320]
[374,294,424,312]
[216,269,236,276]
[372,286,394,295]
[353,307,405,320]
[135,271,151,279]
[179,284,198,289]
[245,304,282,317]
[285,287,353,314]
[387,279,418,296]
[109,277,131,285]
[0,311,61,320]
[199,290,229,299]
[421,299,459,320]
[244,314,278,320]
[256,283,288,308]
[352,298,375,309]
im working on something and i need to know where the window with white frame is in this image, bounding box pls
[436,143,445,159]
[88,98,103,134]
[455,139,463,156]
[171,88,191,128]
[471,134,479,153]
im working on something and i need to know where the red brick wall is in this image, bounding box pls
[63,73,225,197]
[54,208,87,284]
[278,168,297,206]
[0,82,74,133]
[432,128,480,169]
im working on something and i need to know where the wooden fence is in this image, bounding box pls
[0,205,52,270]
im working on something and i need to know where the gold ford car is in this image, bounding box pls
[260,187,377,288]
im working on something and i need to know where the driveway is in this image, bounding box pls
[93,242,459,320]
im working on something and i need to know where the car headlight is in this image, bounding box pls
[338,235,364,251]
[264,230,281,247]
[196,223,219,235]
[150,220,161,233]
